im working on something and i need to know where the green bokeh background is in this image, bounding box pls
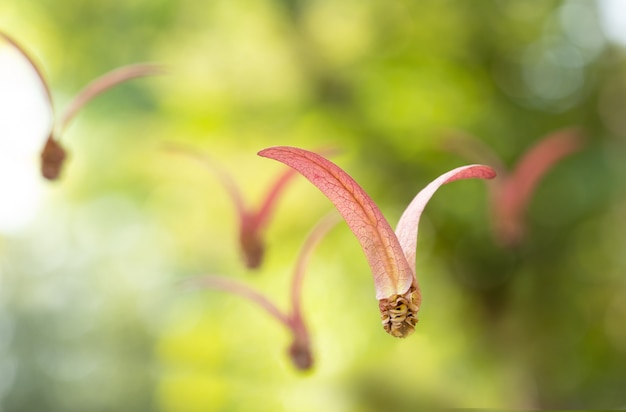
[2,0,626,410]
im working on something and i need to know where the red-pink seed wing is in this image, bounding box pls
[507,128,584,220]
[254,168,298,232]
[255,147,341,232]
[59,63,165,133]
[258,146,414,300]
[395,165,497,276]
[0,31,54,112]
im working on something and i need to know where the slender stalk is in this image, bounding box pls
[188,275,291,328]
[164,144,246,217]
[442,130,508,174]
[289,213,341,321]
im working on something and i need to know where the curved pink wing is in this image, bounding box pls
[395,165,497,275]
[258,146,413,299]
[0,31,54,111]
[490,128,583,246]
[507,128,584,221]
[253,168,298,231]
[59,63,165,133]
[254,147,340,231]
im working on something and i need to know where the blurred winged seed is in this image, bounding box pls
[1,31,164,180]
[505,128,584,224]
[444,128,583,246]
[185,213,339,369]
[164,144,298,269]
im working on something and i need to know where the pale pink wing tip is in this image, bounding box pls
[444,165,497,183]
[395,164,496,284]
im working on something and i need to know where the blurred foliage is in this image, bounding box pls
[1,0,626,410]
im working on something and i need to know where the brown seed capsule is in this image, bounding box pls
[288,338,313,370]
[379,286,420,338]
[40,136,67,180]
[239,228,265,270]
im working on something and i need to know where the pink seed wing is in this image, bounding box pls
[59,63,165,133]
[507,128,584,220]
[0,31,54,112]
[254,168,298,231]
[258,146,413,299]
[395,165,497,276]
[255,147,340,232]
